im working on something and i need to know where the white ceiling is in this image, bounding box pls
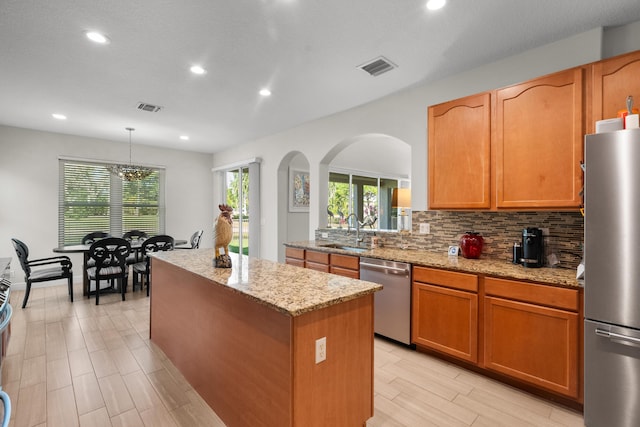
[2,0,640,154]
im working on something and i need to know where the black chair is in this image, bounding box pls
[133,235,174,296]
[175,230,203,250]
[82,231,110,245]
[122,230,148,264]
[122,230,147,241]
[11,238,73,309]
[86,237,131,305]
[82,232,111,268]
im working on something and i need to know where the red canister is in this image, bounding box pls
[460,232,484,259]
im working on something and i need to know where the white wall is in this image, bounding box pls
[285,153,311,251]
[213,25,637,262]
[330,134,411,178]
[0,125,214,284]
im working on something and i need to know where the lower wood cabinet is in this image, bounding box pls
[483,277,580,399]
[306,250,330,273]
[285,247,359,278]
[285,247,305,268]
[330,254,359,279]
[412,267,478,363]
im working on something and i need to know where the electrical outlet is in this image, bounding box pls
[315,337,326,364]
[419,223,430,234]
[321,232,328,239]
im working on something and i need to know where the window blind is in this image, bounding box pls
[59,159,165,246]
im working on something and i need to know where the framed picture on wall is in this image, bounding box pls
[289,168,310,212]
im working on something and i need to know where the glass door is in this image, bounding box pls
[225,167,250,255]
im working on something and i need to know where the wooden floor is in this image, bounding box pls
[2,284,584,427]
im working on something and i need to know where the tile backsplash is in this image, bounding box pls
[316,210,584,269]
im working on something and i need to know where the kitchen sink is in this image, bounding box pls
[320,243,368,253]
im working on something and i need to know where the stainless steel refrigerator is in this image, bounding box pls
[584,128,640,427]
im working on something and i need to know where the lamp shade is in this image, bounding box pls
[392,188,411,208]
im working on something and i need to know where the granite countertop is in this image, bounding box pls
[286,240,581,289]
[151,248,382,317]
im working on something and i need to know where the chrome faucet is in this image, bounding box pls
[345,213,364,246]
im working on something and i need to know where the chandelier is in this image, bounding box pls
[107,127,153,181]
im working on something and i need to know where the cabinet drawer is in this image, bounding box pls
[306,250,329,265]
[484,277,579,311]
[330,266,359,279]
[285,258,305,268]
[307,261,330,273]
[413,266,478,292]
[330,254,359,270]
[285,247,305,260]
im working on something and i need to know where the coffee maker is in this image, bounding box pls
[521,227,544,268]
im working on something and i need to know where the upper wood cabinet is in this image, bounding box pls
[592,50,640,132]
[428,93,491,209]
[428,66,590,210]
[494,67,585,209]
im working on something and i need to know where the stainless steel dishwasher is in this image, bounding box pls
[359,257,411,345]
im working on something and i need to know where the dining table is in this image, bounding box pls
[53,238,188,296]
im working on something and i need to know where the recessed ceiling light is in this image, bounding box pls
[179,135,189,141]
[259,88,271,97]
[85,31,110,44]
[426,0,446,11]
[190,65,206,75]
[52,113,67,120]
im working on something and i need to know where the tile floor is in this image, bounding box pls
[1,284,585,426]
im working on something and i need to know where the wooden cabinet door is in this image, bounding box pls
[484,296,578,398]
[428,92,491,209]
[329,266,359,279]
[412,282,478,363]
[592,50,640,131]
[329,254,359,278]
[307,262,330,273]
[285,247,305,267]
[495,67,584,209]
[285,258,305,268]
[305,249,330,272]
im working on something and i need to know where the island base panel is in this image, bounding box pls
[150,258,375,427]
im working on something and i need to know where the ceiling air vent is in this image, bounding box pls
[359,56,396,76]
[136,102,163,113]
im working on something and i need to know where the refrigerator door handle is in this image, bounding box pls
[595,328,640,347]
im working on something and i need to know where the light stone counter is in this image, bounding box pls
[152,248,382,316]
[286,240,581,288]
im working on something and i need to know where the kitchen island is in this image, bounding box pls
[149,249,382,427]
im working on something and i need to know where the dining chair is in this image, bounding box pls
[133,235,174,296]
[81,231,110,245]
[86,237,131,305]
[82,231,111,268]
[11,238,73,308]
[175,230,203,250]
[122,230,148,264]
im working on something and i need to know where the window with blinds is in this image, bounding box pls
[59,159,165,246]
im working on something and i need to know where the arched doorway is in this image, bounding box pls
[276,151,310,262]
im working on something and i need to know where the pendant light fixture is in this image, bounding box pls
[107,127,153,181]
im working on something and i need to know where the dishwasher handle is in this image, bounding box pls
[595,327,640,348]
[359,261,409,275]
